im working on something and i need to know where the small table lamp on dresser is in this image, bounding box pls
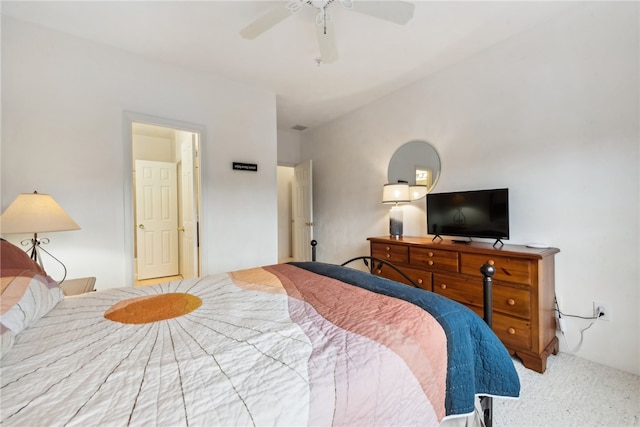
[382,183,410,238]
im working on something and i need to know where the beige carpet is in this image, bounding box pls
[493,353,640,426]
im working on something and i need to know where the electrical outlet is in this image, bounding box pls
[593,301,611,321]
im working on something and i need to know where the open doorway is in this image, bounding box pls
[277,160,313,262]
[124,115,203,286]
[277,166,294,263]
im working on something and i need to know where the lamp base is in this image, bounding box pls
[21,234,67,282]
[23,234,48,271]
[389,205,403,238]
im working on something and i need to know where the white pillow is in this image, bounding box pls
[1,274,65,336]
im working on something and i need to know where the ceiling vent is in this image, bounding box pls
[291,125,308,131]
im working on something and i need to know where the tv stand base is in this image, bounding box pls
[452,238,472,244]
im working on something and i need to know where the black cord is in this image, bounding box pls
[554,296,598,320]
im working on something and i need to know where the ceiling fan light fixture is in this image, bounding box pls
[286,0,304,14]
[241,0,414,62]
[310,0,333,10]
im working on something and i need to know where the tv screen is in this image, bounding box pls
[426,188,509,241]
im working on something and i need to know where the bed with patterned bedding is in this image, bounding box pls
[1,240,519,426]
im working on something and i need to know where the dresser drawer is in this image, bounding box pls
[468,306,532,350]
[460,253,532,285]
[493,312,531,350]
[493,283,531,319]
[410,247,458,272]
[434,273,531,319]
[373,264,431,291]
[371,242,408,264]
[433,273,482,306]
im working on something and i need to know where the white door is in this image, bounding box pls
[135,160,179,280]
[179,134,199,278]
[292,160,313,261]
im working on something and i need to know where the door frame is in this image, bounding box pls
[123,111,206,286]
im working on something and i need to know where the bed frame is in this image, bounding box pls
[311,240,497,427]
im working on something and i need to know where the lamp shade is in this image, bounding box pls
[382,183,410,204]
[409,185,428,201]
[0,192,80,234]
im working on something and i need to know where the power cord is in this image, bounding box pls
[554,297,601,354]
[555,299,600,320]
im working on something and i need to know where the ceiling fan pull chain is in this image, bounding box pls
[323,7,327,34]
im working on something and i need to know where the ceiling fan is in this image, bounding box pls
[240,0,415,64]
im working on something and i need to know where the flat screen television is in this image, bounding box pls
[426,188,509,242]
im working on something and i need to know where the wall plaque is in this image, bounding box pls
[232,162,258,172]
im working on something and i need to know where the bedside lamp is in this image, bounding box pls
[0,191,80,271]
[382,183,410,238]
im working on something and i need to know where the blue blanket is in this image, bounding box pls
[291,261,520,416]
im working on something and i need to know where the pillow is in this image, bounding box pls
[0,239,64,357]
[1,237,50,275]
[0,323,14,358]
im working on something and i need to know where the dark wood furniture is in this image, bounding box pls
[368,236,560,373]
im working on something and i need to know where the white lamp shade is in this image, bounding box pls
[0,192,80,234]
[409,185,428,201]
[382,183,410,204]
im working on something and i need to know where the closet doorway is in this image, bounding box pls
[277,160,313,263]
[124,113,203,286]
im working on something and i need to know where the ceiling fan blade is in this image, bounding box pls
[316,20,338,64]
[240,4,294,39]
[350,1,415,25]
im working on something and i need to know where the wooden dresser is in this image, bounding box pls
[368,236,560,373]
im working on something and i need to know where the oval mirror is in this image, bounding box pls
[387,140,441,199]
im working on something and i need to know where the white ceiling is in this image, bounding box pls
[1,1,578,131]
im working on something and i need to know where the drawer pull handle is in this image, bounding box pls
[417,279,423,284]
[508,327,516,335]
[428,252,434,257]
[488,259,495,266]
[376,269,382,274]
[440,284,447,290]
[427,260,434,266]
[507,298,516,306]
[385,246,390,251]
[386,254,391,259]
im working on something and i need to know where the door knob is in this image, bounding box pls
[138,224,145,229]
[178,226,185,231]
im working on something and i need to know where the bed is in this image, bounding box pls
[1,239,519,426]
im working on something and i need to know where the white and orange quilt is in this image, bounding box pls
[1,262,519,426]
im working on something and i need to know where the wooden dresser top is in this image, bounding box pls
[368,236,560,259]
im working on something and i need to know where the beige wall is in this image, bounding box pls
[133,135,175,163]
